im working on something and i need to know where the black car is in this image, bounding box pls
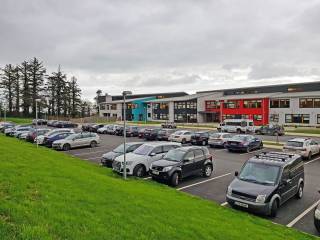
[157,129,176,141]
[161,122,177,129]
[315,191,320,233]
[144,128,161,141]
[81,123,94,131]
[32,119,47,125]
[225,135,263,153]
[126,126,139,137]
[89,124,105,132]
[191,131,213,146]
[138,128,147,138]
[101,142,144,167]
[256,124,285,136]
[226,152,304,217]
[55,121,78,128]
[150,146,214,186]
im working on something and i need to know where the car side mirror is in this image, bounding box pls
[150,152,156,157]
[235,171,239,177]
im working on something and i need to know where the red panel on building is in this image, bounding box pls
[205,98,269,126]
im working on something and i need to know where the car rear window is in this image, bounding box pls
[286,141,304,147]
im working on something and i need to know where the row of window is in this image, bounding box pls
[174,101,197,109]
[174,114,197,123]
[299,98,320,108]
[222,114,263,121]
[270,113,320,124]
[153,113,169,120]
[153,103,169,110]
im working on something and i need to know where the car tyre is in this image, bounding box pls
[237,129,241,134]
[170,172,179,187]
[270,199,279,218]
[133,164,146,177]
[90,141,97,148]
[202,140,207,146]
[182,139,186,144]
[296,184,304,199]
[307,152,312,160]
[246,147,250,153]
[203,164,213,178]
[63,144,71,151]
[259,142,263,149]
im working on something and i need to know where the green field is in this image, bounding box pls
[0,117,32,124]
[0,135,316,240]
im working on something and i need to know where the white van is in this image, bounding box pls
[218,119,255,133]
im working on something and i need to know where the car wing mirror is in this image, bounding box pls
[235,171,239,177]
[150,152,156,157]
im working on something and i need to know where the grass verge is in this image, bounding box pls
[0,135,316,240]
[0,117,32,124]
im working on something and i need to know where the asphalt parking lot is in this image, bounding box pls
[65,132,320,237]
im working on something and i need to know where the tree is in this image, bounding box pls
[20,61,31,116]
[69,76,82,117]
[28,57,46,117]
[0,64,15,114]
[13,66,20,115]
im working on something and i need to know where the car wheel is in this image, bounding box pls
[237,129,241,134]
[259,142,263,149]
[103,131,107,134]
[63,144,71,151]
[170,172,179,187]
[202,140,206,146]
[296,184,304,199]
[133,165,146,177]
[308,151,312,160]
[182,139,186,144]
[203,164,213,177]
[246,147,250,153]
[90,141,97,148]
[270,199,279,218]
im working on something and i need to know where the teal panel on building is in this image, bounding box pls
[132,97,156,121]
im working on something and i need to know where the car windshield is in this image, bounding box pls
[164,149,186,162]
[232,135,248,141]
[133,145,154,155]
[113,144,125,153]
[210,133,221,138]
[239,162,280,185]
[286,141,304,148]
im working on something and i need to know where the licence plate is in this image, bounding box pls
[234,202,248,208]
[152,170,159,175]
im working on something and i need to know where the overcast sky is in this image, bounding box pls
[1,0,320,100]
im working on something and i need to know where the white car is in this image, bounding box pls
[13,127,34,138]
[112,142,181,177]
[169,130,193,144]
[97,125,110,134]
[36,128,75,144]
[208,132,232,148]
[52,132,100,151]
[283,138,320,160]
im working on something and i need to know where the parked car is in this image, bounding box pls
[112,142,181,177]
[161,121,177,129]
[125,126,140,137]
[283,138,320,160]
[5,125,31,136]
[226,152,304,217]
[12,126,34,138]
[32,119,47,125]
[315,191,320,233]
[218,119,255,134]
[47,120,58,127]
[150,146,214,186]
[208,132,232,148]
[106,125,121,135]
[0,122,15,133]
[43,132,74,147]
[101,142,144,167]
[36,128,75,145]
[225,134,263,152]
[26,128,51,142]
[138,128,147,138]
[255,124,285,136]
[18,131,30,140]
[169,130,193,144]
[97,125,110,134]
[81,123,95,131]
[89,124,105,132]
[157,129,176,141]
[55,121,78,128]
[191,131,214,146]
[144,128,162,140]
[52,132,100,151]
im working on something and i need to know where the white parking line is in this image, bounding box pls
[221,202,228,206]
[73,150,106,156]
[177,173,232,191]
[286,199,320,227]
[304,156,320,165]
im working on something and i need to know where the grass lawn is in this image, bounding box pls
[0,135,316,240]
[286,128,320,135]
[0,117,32,124]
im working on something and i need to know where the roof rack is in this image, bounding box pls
[255,152,295,162]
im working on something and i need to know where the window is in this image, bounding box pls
[300,98,314,108]
[223,101,240,109]
[186,101,197,109]
[160,103,168,110]
[151,146,163,155]
[318,114,320,124]
[194,149,204,158]
[184,151,194,160]
[254,115,262,121]
[206,101,220,109]
[315,99,320,108]
[174,102,185,109]
[100,104,106,110]
[270,114,279,122]
[285,114,310,124]
[243,100,262,108]
[147,113,151,118]
[163,145,177,152]
[270,99,290,108]
[159,113,169,120]
[111,104,117,110]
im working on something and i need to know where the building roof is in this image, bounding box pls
[271,91,320,98]
[146,93,217,103]
[111,92,188,101]
[216,92,281,100]
[100,96,155,104]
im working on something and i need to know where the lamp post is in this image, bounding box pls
[35,99,41,148]
[122,91,132,179]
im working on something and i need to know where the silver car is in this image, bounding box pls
[52,132,100,151]
[113,142,181,177]
[36,128,75,144]
[208,133,232,148]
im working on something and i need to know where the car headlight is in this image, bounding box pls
[315,209,320,219]
[256,194,266,203]
[227,186,232,196]
[162,166,173,172]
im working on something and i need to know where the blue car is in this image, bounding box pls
[225,135,263,153]
[44,132,73,147]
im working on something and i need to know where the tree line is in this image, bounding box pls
[0,57,92,119]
